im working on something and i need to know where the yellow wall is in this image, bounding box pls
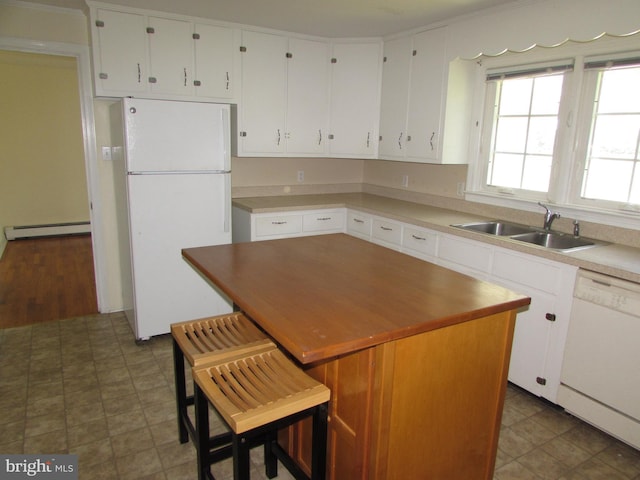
[0,3,88,45]
[0,50,89,229]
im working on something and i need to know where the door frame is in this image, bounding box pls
[0,36,108,313]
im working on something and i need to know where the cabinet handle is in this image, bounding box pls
[226,71,230,90]
[277,129,281,146]
[380,226,393,231]
[430,132,435,150]
[318,129,322,145]
[184,67,187,87]
[545,313,556,322]
[317,217,331,221]
[353,218,365,224]
[398,132,403,149]
[536,377,547,386]
[411,234,426,241]
[272,221,287,225]
[366,132,370,148]
[137,63,141,83]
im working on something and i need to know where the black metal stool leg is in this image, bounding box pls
[195,383,211,480]
[264,430,278,479]
[172,337,189,444]
[233,433,251,480]
[311,402,329,480]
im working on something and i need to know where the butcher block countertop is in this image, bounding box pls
[233,193,640,283]
[183,233,530,364]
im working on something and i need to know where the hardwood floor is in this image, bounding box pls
[0,235,98,328]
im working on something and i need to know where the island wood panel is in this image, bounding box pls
[287,310,515,479]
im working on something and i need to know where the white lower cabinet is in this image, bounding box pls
[490,247,577,402]
[346,210,373,240]
[401,225,438,262]
[437,233,491,280]
[232,206,344,242]
[371,216,402,251]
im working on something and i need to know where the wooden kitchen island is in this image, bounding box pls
[183,234,530,479]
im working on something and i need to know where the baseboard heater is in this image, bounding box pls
[4,221,91,240]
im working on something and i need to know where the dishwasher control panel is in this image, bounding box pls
[574,270,640,318]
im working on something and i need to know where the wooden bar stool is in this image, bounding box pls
[193,344,330,480]
[171,312,274,457]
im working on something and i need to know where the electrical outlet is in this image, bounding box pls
[297,170,304,182]
[401,175,409,188]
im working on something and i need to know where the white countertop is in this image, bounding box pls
[233,193,640,283]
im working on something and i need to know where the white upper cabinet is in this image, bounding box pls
[238,30,288,155]
[328,42,382,158]
[379,27,458,164]
[405,27,447,162]
[147,17,193,96]
[193,24,236,99]
[378,36,412,159]
[92,8,148,96]
[88,3,238,102]
[286,38,330,155]
[237,31,329,156]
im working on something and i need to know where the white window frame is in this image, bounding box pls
[465,34,640,230]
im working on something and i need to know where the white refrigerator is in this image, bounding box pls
[112,98,232,340]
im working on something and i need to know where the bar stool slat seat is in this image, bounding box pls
[193,345,330,480]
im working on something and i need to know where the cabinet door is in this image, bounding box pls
[494,277,556,398]
[378,36,412,159]
[93,9,148,96]
[193,24,236,99]
[406,27,447,162]
[147,17,193,96]
[328,42,382,158]
[286,38,329,154]
[239,31,288,155]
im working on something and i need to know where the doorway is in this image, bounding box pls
[0,37,106,324]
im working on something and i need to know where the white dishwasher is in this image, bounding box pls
[558,269,640,449]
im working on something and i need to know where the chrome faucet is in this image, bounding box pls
[538,202,561,231]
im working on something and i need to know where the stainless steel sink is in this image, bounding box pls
[451,220,601,252]
[510,231,595,251]
[453,221,536,236]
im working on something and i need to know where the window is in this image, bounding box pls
[485,70,567,195]
[576,60,640,209]
[469,39,640,227]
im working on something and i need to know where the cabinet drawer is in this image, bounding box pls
[372,218,402,246]
[255,215,303,237]
[347,211,372,238]
[438,234,491,273]
[303,210,345,232]
[492,249,562,294]
[402,226,437,258]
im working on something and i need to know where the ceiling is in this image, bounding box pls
[22,0,520,37]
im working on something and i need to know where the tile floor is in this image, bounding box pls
[1,312,639,480]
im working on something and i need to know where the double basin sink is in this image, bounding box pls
[452,221,599,252]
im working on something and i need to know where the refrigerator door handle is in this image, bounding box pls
[222,108,231,172]
[224,174,231,233]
